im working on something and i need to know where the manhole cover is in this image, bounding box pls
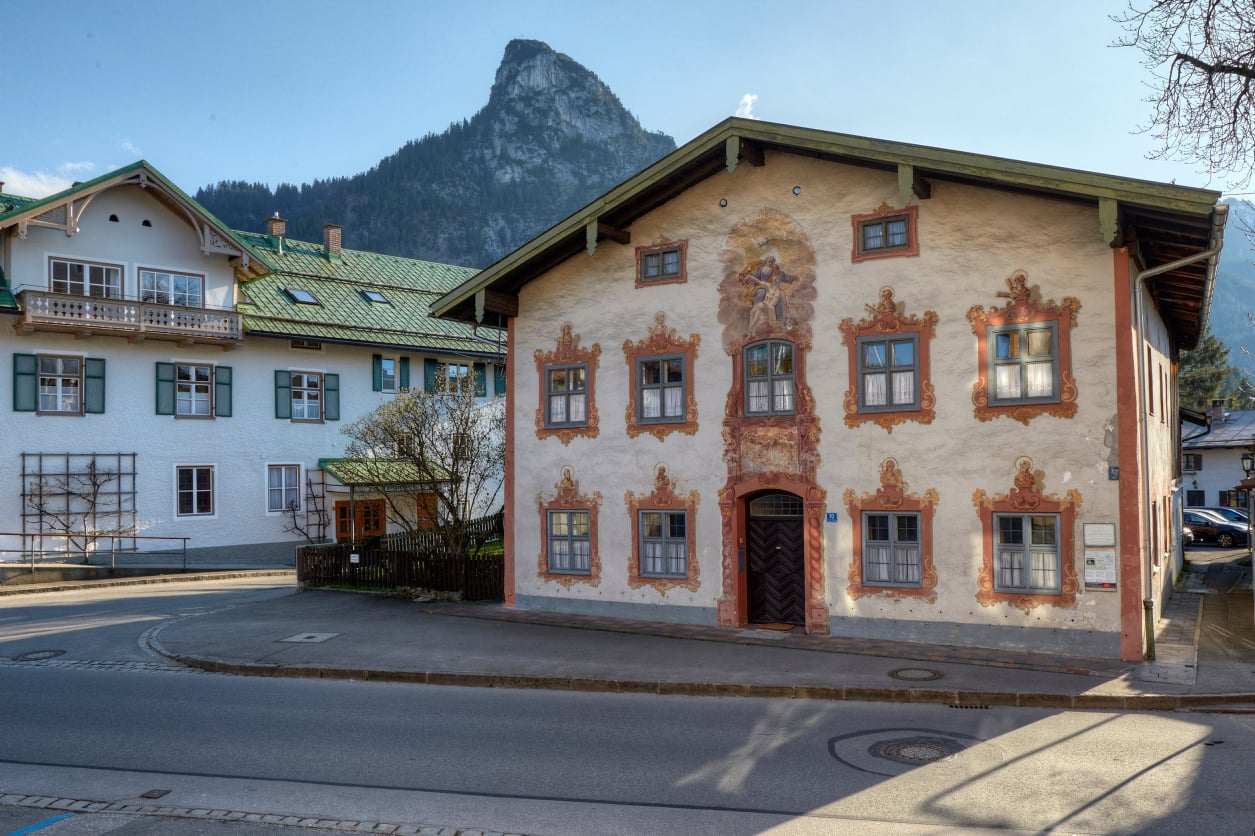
[280,632,341,643]
[12,649,66,662]
[869,736,967,764]
[887,666,944,682]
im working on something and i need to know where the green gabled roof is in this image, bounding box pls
[236,231,502,357]
[0,161,272,279]
[319,457,450,487]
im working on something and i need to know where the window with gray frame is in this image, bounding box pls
[858,335,918,411]
[639,510,687,577]
[639,246,682,282]
[989,323,1058,403]
[994,513,1061,593]
[638,356,685,422]
[1183,453,1202,472]
[546,364,588,426]
[547,510,590,573]
[745,340,795,415]
[858,215,910,255]
[863,512,922,585]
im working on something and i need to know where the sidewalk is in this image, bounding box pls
[143,567,1254,713]
[7,556,1253,712]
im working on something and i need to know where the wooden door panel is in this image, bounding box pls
[747,517,805,625]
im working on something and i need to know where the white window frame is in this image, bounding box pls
[176,363,213,417]
[50,257,122,299]
[38,355,83,414]
[380,357,398,393]
[175,465,216,518]
[291,371,323,421]
[139,268,204,307]
[267,464,302,514]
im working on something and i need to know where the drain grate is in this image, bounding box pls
[12,649,66,662]
[280,633,341,643]
[139,789,171,799]
[948,703,991,710]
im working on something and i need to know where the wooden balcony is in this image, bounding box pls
[14,290,243,348]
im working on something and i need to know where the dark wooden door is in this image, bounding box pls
[747,515,806,625]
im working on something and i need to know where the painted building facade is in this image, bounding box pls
[0,162,503,563]
[435,119,1227,661]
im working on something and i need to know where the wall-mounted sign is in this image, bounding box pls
[1084,550,1117,588]
[825,512,838,523]
[1084,523,1117,547]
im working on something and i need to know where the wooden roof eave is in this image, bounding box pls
[431,117,1224,322]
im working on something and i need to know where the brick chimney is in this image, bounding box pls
[323,224,342,261]
[1211,398,1227,424]
[266,213,286,239]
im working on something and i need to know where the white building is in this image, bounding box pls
[0,162,503,564]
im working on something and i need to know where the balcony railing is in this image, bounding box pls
[16,290,243,346]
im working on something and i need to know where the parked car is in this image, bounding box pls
[1197,506,1250,524]
[1182,510,1249,548]
[1188,508,1241,526]
[1182,525,1194,548]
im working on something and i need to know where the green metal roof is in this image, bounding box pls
[319,457,449,487]
[236,231,503,356]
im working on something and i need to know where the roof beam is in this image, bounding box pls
[1099,198,1121,246]
[474,288,519,322]
[725,136,765,173]
[897,164,931,204]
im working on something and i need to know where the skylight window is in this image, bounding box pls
[362,290,389,304]
[286,288,319,305]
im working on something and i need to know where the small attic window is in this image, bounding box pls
[142,219,153,227]
[361,290,389,304]
[286,288,320,305]
[109,214,119,222]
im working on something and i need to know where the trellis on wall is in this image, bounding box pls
[21,452,138,557]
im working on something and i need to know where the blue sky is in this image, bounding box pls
[4,0,1251,202]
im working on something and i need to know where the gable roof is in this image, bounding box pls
[0,161,271,280]
[432,117,1226,350]
[236,231,503,357]
[1183,409,1255,449]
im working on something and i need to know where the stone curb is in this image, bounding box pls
[0,570,295,596]
[156,647,1255,713]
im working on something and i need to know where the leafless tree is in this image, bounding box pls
[341,371,505,557]
[281,475,331,544]
[1113,0,1255,185]
[25,460,124,558]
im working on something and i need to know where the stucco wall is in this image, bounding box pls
[511,151,1133,654]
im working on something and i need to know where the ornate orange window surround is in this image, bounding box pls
[635,239,688,288]
[850,204,919,263]
[622,312,700,440]
[625,465,700,594]
[973,458,1082,612]
[839,286,937,432]
[534,322,601,445]
[843,458,939,603]
[537,466,602,589]
[968,270,1081,425]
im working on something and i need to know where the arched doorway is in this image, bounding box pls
[746,491,806,625]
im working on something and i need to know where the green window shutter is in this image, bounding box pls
[324,373,340,421]
[424,358,439,392]
[494,364,507,396]
[274,370,292,419]
[399,356,410,389]
[13,353,36,412]
[371,354,383,392]
[84,358,106,414]
[155,362,176,415]
[214,366,233,417]
[473,362,487,397]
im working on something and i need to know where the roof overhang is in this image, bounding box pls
[0,161,273,281]
[432,117,1224,349]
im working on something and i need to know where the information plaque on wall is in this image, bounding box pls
[1084,523,1117,547]
[1084,550,1118,589]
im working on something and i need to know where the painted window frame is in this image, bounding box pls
[625,465,700,592]
[850,205,919,263]
[843,459,938,602]
[544,363,587,427]
[546,509,592,575]
[537,466,602,587]
[267,464,302,514]
[49,257,122,299]
[623,312,699,440]
[857,334,920,413]
[987,321,1060,406]
[862,511,924,587]
[992,513,1063,594]
[139,268,204,307]
[638,510,688,578]
[175,465,215,517]
[840,288,937,431]
[743,339,796,416]
[534,323,600,445]
[635,241,687,287]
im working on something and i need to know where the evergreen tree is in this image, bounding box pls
[1179,329,1242,411]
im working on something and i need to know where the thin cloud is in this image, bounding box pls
[120,140,142,157]
[736,93,758,119]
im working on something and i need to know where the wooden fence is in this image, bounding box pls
[296,512,504,601]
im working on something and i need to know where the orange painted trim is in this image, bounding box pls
[503,317,515,606]
[634,239,688,288]
[843,459,939,602]
[537,466,602,588]
[850,204,920,263]
[839,287,938,432]
[625,465,701,594]
[1113,247,1146,660]
[622,312,700,440]
[534,322,601,445]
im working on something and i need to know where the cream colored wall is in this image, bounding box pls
[1140,296,1180,604]
[513,151,1127,639]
